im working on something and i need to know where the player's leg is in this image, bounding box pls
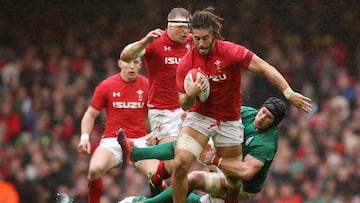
[172,127,209,203]
[88,138,120,203]
[118,186,202,203]
[117,129,176,163]
[215,146,243,203]
[188,171,227,198]
[147,108,183,196]
[134,159,159,179]
[212,119,244,203]
[147,160,172,196]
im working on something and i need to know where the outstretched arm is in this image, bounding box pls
[248,54,312,113]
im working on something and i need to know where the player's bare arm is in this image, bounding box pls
[77,106,100,154]
[199,148,263,181]
[178,92,196,111]
[120,28,163,62]
[248,54,312,113]
[219,155,264,181]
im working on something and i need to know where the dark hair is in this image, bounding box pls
[190,7,224,39]
[262,97,287,128]
[167,7,190,20]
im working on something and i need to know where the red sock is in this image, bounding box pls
[151,161,170,186]
[88,179,103,203]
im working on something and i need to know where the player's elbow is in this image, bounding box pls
[120,51,131,62]
[233,166,255,181]
[241,172,255,181]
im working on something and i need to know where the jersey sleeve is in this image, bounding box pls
[144,35,160,58]
[90,82,107,111]
[248,132,277,163]
[227,42,254,69]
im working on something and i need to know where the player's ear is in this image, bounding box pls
[118,59,127,69]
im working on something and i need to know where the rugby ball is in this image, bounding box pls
[184,69,210,102]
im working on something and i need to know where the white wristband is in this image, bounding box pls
[283,87,294,99]
[80,133,89,141]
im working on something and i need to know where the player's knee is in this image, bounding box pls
[173,156,190,173]
[188,171,205,189]
[88,166,103,180]
[204,172,223,197]
[225,175,242,190]
[175,133,203,158]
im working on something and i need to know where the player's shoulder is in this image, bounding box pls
[217,40,249,54]
[218,40,245,48]
[136,74,147,79]
[178,50,193,65]
[150,34,165,46]
[98,74,119,86]
[137,74,149,83]
[241,106,257,115]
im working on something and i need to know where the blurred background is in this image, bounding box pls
[0,0,359,202]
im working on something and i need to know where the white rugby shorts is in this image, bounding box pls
[182,112,244,147]
[98,136,148,164]
[148,108,183,140]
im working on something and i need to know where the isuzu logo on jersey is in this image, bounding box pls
[112,101,145,109]
[208,73,227,81]
[165,57,181,64]
[205,59,227,81]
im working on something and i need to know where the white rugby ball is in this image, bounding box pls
[184,69,210,102]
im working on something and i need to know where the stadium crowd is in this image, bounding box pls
[0,1,359,203]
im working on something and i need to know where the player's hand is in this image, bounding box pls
[145,132,158,146]
[185,76,206,98]
[143,28,163,44]
[77,140,91,154]
[288,92,312,113]
[198,144,216,165]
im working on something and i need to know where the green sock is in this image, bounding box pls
[141,186,201,203]
[131,141,175,161]
[186,193,202,203]
[142,186,173,203]
[133,196,148,202]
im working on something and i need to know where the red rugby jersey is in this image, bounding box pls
[177,40,254,121]
[144,30,192,110]
[90,74,148,138]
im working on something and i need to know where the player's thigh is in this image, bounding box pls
[89,147,118,173]
[215,145,243,159]
[158,135,177,144]
[212,119,244,148]
[89,138,122,171]
[134,159,159,175]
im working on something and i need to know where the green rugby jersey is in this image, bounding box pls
[241,106,278,193]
